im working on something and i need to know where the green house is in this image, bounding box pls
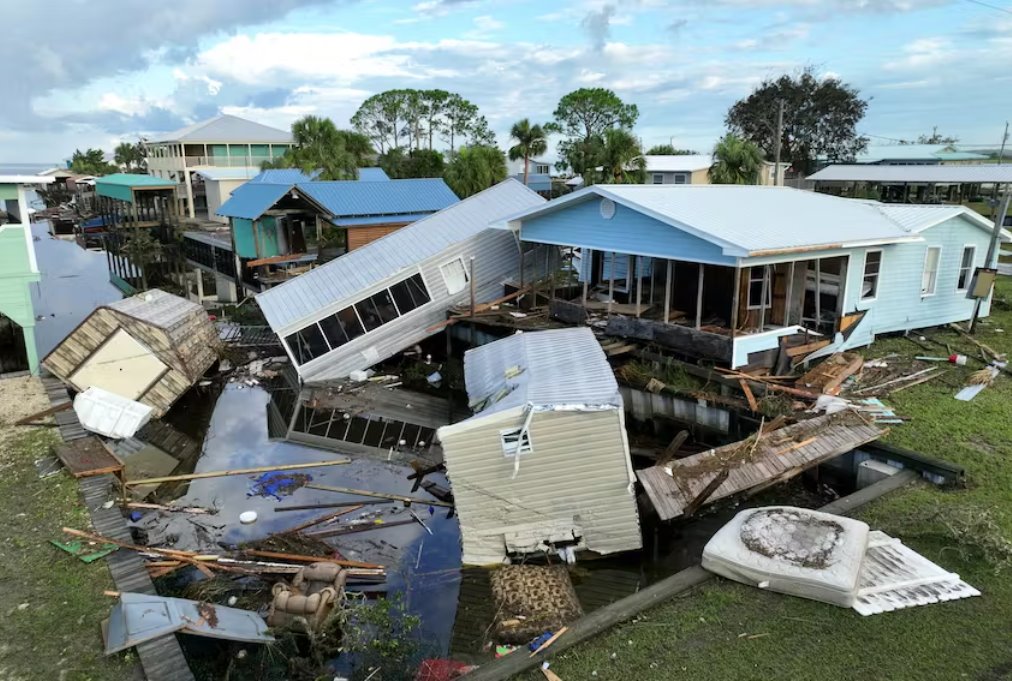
[0,176,55,374]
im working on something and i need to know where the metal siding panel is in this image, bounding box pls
[257,180,544,332]
[521,196,736,264]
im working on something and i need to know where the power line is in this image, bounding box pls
[963,0,1012,15]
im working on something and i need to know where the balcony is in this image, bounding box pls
[184,156,274,169]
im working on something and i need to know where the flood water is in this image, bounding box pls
[29,221,121,358]
[172,383,464,654]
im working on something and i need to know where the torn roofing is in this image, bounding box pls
[255,179,544,333]
[462,327,621,418]
[510,185,999,257]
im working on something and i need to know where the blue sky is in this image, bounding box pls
[5,0,1012,163]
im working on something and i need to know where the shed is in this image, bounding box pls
[257,179,547,383]
[42,289,218,418]
[436,327,641,565]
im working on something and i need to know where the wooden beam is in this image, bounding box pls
[695,263,704,329]
[123,459,350,487]
[274,504,364,535]
[241,549,383,570]
[683,469,729,517]
[730,266,741,338]
[245,253,307,268]
[635,258,643,318]
[739,378,759,412]
[306,483,454,508]
[14,400,72,426]
[664,260,672,324]
[657,430,690,467]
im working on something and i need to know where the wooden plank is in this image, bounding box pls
[123,458,349,487]
[54,437,124,478]
[739,379,759,412]
[785,339,831,358]
[306,483,454,508]
[241,549,383,570]
[14,400,72,425]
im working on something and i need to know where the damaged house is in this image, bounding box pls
[216,171,460,293]
[42,290,218,418]
[510,185,1009,369]
[436,327,641,565]
[256,179,547,383]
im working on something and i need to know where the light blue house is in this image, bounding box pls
[510,185,1009,369]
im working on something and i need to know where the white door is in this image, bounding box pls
[70,328,168,400]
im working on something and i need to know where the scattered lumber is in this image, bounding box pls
[306,483,454,508]
[275,505,364,535]
[61,527,222,577]
[798,352,864,395]
[739,379,759,411]
[682,469,730,518]
[125,502,215,515]
[123,459,350,487]
[241,549,383,570]
[54,437,123,478]
[657,430,690,467]
[307,518,417,538]
[784,339,831,359]
[14,401,72,426]
[274,500,394,512]
[529,627,569,658]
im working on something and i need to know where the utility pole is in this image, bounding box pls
[998,121,1009,166]
[773,99,785,186]
[969,188,1011,333]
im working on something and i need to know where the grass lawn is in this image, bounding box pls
[522,280,1012,681]
[0,380,138,681]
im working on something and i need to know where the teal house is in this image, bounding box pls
[0,175,55,374]
[510,185,1010,370]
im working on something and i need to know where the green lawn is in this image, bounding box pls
[522,281,1012,681]
[0,427,138,680]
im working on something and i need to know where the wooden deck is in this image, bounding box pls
[42,377,195,681]
[637,410,886,521]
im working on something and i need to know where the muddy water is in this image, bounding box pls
[29,221,121,357]
[171,383,464,652]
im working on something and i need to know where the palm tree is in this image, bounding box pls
[444,145,507,198]
[507,119,548,186]
[599,129,646,184]
[710,134,764,185]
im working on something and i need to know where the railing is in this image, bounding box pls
[184,156,275,168]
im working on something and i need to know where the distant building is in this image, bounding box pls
[645,155,789,186]
[144,114,295,219]
[0,174,55,374]
[507,158,553,195]
[852,144,990,166]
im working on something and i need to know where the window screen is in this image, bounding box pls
[862,251,881,300]
[440,258,469,294]
[957,246,975,290]
[922,247,941,296]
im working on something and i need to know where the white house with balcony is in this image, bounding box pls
[144,114,295,219]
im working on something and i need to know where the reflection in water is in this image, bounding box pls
[29,221,121,358]
[177,383,464,654]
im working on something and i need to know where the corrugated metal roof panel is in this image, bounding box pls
[463,327,620,415]
[256,179,543,332]
[808,164,1012,183]
[644,155,713,172]
[216,182,292,219]
[95,173,176,188]
[854,144,989,163]
[333,212,433,227]
[357,167,390,181]
[106,289,204,330]
[515,185,982,256]
[153,114,292,144]
[249,168,320,184]
[298,177,459,217]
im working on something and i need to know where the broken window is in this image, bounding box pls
[336,307,366,342]
[285,324,329,364]
[922,246,941,296]
[368,289,399,324]
[318,315,350,349]
[500,427,533,458]
[957,246,975,290]
[861,250,881,300]
[440,258,469,295]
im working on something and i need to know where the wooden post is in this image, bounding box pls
[664,260,672,324]
[785,261,796,326]
[695,263,704,329]
[730,266,741,338]
[635,257,643,318]
[607,252,615,317]
[758,264,769,330]
[649,259,656,305]
[815,259,822,330]
[581,248,589,305]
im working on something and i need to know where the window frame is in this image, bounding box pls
[746,265,772,310]
[957,244,976,291]
[439,257,470,295]
[499,427,533,458]
[673,173,689,185]
[921,245,942,297]
[651,173,664,185]
[861,249,882,301]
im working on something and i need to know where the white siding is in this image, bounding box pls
[438,406,641,565]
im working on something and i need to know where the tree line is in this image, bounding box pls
[73,69,968,197]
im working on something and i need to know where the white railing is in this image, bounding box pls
[184,156,275,168]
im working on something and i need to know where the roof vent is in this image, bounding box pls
[600,198,616,220]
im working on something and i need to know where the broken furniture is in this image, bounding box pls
[489,565,583,644]
[104,592,274,654]
[73,386,153,439]
[267,561,348,630]
[43,289,219,418]
[702,506,980,615]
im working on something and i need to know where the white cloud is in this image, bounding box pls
[884,36,953,69]
[474,15,504,32]
[97,93,155,117]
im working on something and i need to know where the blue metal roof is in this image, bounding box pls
[249,168,320,184]
[357,167,390,181]
[333,212,433,227]
[217,182,292,219]
[298,178,459,218]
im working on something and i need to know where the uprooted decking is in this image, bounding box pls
[637,410,886,521]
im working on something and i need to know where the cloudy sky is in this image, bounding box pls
[5,0,1011,163]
